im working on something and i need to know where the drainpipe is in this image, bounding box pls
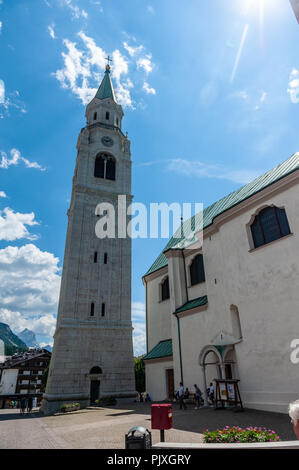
[143,277,149,354]
[174,313,183,384]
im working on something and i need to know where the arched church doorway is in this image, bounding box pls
[89,367,102,405]
[199,346,223,406]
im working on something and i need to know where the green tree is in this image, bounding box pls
[134,357,145,393]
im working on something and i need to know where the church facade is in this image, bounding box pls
[143,153,299,413]
[41,64,136,414]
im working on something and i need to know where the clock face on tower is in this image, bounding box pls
[101,136,114,147]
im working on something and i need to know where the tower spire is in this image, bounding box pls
[94,56,117,103]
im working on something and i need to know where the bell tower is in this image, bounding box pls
[41,62,137,414]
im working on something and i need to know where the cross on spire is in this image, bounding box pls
[105,55,112,71]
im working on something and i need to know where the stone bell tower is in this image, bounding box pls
[41,62,137,414]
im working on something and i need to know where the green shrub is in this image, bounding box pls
[203,426,280,443]
[61,402,80,411]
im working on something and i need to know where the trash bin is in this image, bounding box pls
[125,426,152,449]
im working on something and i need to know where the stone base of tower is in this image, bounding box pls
[40,391,138,415]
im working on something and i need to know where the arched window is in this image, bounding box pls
[90,302,95,316]
[93,112,97,120]
[94,252,98,263]
[104,253,108,264]
[190,254,205,286]
[106,111,110,120]
[94,153,116,181]
[90,366,102,374]
[251,206,291,249]
[161,277,170,301]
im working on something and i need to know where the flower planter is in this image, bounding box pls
[203,426,280,443]
[61,403,80,413]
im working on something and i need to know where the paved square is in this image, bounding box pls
[0,403,295,449]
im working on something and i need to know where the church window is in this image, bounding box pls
[106,111,110,120]
[101,303,105,316]
[94,252,98,263]
[90,302,95,316]
[161,277,170,301]
[104,253,108,264]
[93,112,97,120]
[251,206,291,249]
[116,117,119,126]
[94,153,116,181]
[190,254,205,286]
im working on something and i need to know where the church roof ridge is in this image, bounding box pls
[144,152,299,277]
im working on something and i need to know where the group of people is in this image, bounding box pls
[19,397,34,415]
[174,382,215,410]
[137,392,152,403]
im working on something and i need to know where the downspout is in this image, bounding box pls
[143,277,149,354]
[175,313,183,385]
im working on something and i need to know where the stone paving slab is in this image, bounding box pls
[0,402,295,449]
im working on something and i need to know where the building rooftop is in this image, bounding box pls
[174,295,208,315]
[143,339,173,361]
[144,152,299,277]
[0,348,51,369]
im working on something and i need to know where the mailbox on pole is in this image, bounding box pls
[151,404,173,442]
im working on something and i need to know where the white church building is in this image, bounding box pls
[143,153,299,413]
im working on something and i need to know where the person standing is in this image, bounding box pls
[178,382,187,410]
[20,398,27,415]
[194,384,202,409]
[209,382,214,405]
[289,399,299,440]
[27,396,33,413]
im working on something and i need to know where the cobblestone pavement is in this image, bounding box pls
[0,403,295,449]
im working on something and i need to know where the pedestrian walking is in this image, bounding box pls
[27,396,33,413]
[194,384,202,409]
[208,382,214,405]
[20,398,27,415]
[178,382,187,410]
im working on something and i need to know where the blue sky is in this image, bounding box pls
[0,0,299,355]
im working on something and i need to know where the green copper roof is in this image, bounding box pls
[144,153,299,277]
[174,295,208,315]
[143,339,173,361]
[95,67,117,102]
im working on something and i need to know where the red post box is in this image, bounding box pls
[151,404,173,430]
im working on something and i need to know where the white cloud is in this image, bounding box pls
[0,21,2,33]
[123,42,144,57]
[0,80,5,105]
[0,208,39,241]
[0,148,45,171]
[143,81,156,95]
[54,32,156,107]
[288,69,299,104]
[0,244,61,318]
[0,80,27,117]
[0,191,7,198]
[132,302,146,357]
[48,24,56,39]
[138,158,260,185]
[63,0,88,19]
[167,159,259,185]
[137,55,153,74]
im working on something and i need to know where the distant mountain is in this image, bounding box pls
[18,328,39,348]
[0,323,28,355]
[43,344,52,353]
